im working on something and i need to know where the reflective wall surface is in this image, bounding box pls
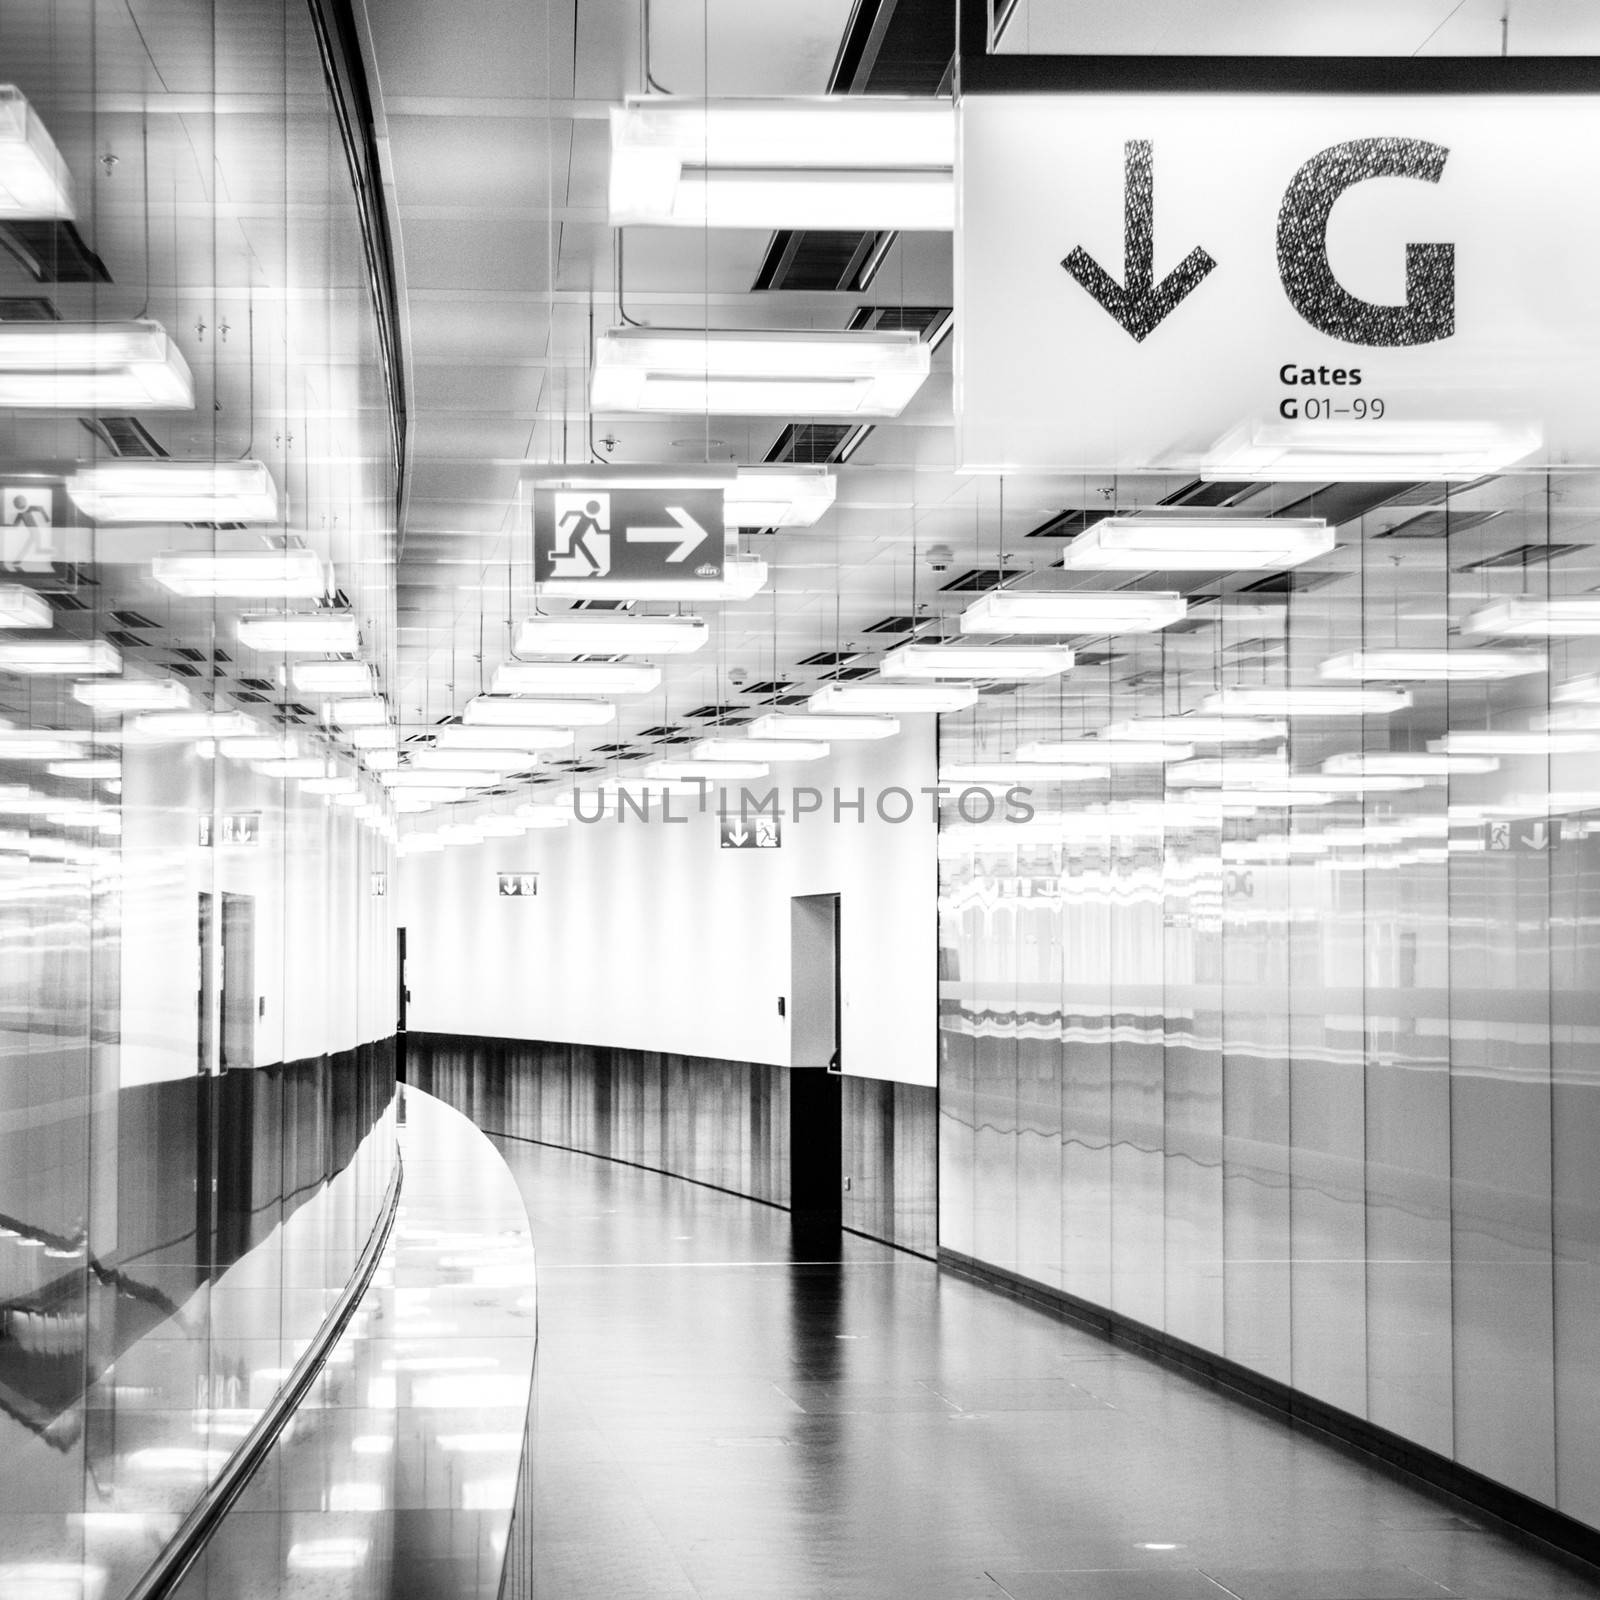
[0,1,400,1593]
[938,471,1600,1530]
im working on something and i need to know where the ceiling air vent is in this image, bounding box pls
[1237,570,1340,596]
[939,566,1026,592]
[1378,508,1501,539]
[1459,542,1584,572]
[863,614,924,634]
[0,221,112,284]
[45,592,89,612]
[110,609,160,629]
[1277,482,1421,526]
[81,416,169,459]
[797,649,861,667]
[847,304,952,343]
[764,423,859,466]
[1026,508,1113,538]
[103,629,147,649]
[1158,479,1263,509]
[739,680,791,697]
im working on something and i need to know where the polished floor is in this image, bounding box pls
[498,1138,1600,1600]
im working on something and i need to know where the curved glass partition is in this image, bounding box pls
[0,0,401,1594]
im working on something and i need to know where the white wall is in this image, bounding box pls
[119,743,396,1086]
[398,725,938,1087]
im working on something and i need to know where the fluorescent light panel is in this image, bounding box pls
[0,639,119,675]
[747,712,898,740]
[1200,687,1412,716]
[808,680,977,714]
[592,327,929,418]
[1202,419,1541,482]
[1101,716,1287,744]
[292,660,372,695]
[0,319,193,408]
[411,749,530,772]
[1319,648,1547,682]
[645,759,769,781]
[1464,598,1600,637]
[331,697,388,727]
[434,725,573,751]
[1433,730,1600,756]
[880,643,1074,680]
[960,590,1186,636]
[69,459,277,523]
[1322,751,1500,777]
[464,695,616,727]
[153,549,328,599]
[1060,516,1333,572]
[532,466,833,529]
[236,612,360,652]
[0,585,50,628]
[492,661,661,696]
[697,737,829,762]
[0,86,74,218]
[514,613,707,655]
[132,710,254,739]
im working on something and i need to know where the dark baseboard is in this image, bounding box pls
[939,1248,1600,1576]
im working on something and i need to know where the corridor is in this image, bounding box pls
[499,1140,1600,1600]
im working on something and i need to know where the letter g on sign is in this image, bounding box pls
[1277,137,1454,347]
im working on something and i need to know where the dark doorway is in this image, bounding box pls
[789,894,842,1246]
[219,892,255,1073]
[197,891,216,1078]
[396,926,408,1082]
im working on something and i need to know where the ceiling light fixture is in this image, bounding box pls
[1432,730,1600,756]
[253,757,329,779]
[514,613,708,655]
[880,643,1075,680]
[1199,687,1412,716]
[330,697,388,726]
[748,712,899,741]
[302,776,359,796]
[1322,750,1501,777]
[1201,418,1541,481]
[0,639,120,675]
[724,468,836,527]
[645,759,769,781]
[218,734,298,761]
[0,319,193,408]
[348,727,397,749]
[68,459,277,523]
[410,749,530,772]
[808,680,977,714]
[236,612,360,653]
[1060,516,1333,572]
[464,695,617,727]
[0,585,50,629]
[435,725,573,751]
[960,590,1186,636]
[591,327,929,418]
[1100,716,1287,744]
[492,661,661,696]
[0,86,74,218]
[1463,597,1600,637]
[380,769,507,789]
[153,549,329,599]
[1017,739,1190,764]
[73,678,190,712]
[132,710,255,739]
[609,96,954,230]
[1318,648,1547,682]
[697,737,829,762]
[292,660,373,696]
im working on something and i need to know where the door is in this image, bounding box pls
[396,926,409,1082]
[789,894,842,1239]
[219,892,255,1073]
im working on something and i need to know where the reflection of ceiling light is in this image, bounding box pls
[331,697,388,726]
[960,591,1186,636]
[592,327,929,418]
[253,757,327,779]
[1287,771,1426,793]
[1323,750,1499,777]
[361,750,400,770]
[1464,597,1600,637]
[302,776,359,795]
[534,556,769,602]
[236,612,360,652]
[645,759,769,781]
[287,1539,369,1574]
[725,468,835,527]
[1060,516,1333,571]
[1017,739,1189,764]
[1554,672,1600,705]
[348,727,397,749]
[435,725,573,750]
[397,833,445,852]
[0,319,192,408]
[46,759,121,779]
[292,660,372,695]
[380,769,505,788]
[1433,730,1600,756]
[219,734,297,760]
[68,459,277,523]
[1199,687,1412,716]
[492,661,661,696]
[0,736,85,761]
[411,749,531,772]
[394,789,466,806]
[464,695,616,727]
[747,712,898,740]
[153,549,328,599]
[880,643,1074,679]
[1167,756,1288,787]
[133,710,254,739]
[475,816,526,837]
[941,761,1110,783]
[514,613,707,655]
[1202,418,1541,481]
[0,86,75,218]
[697,737,829,762]
[1101,716,1286,744]
[73,678,190,712]
[1319,648,1547,682]
[610,96,954,229]
[808,680,977,714]
[0,585,50,628]
[515,805,571,828]
[0,639,120,675]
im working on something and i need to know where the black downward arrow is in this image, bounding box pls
[1062,140,1216,343]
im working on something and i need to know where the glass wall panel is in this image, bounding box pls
[938,467,1600,1531]
[0,2,400,1595]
